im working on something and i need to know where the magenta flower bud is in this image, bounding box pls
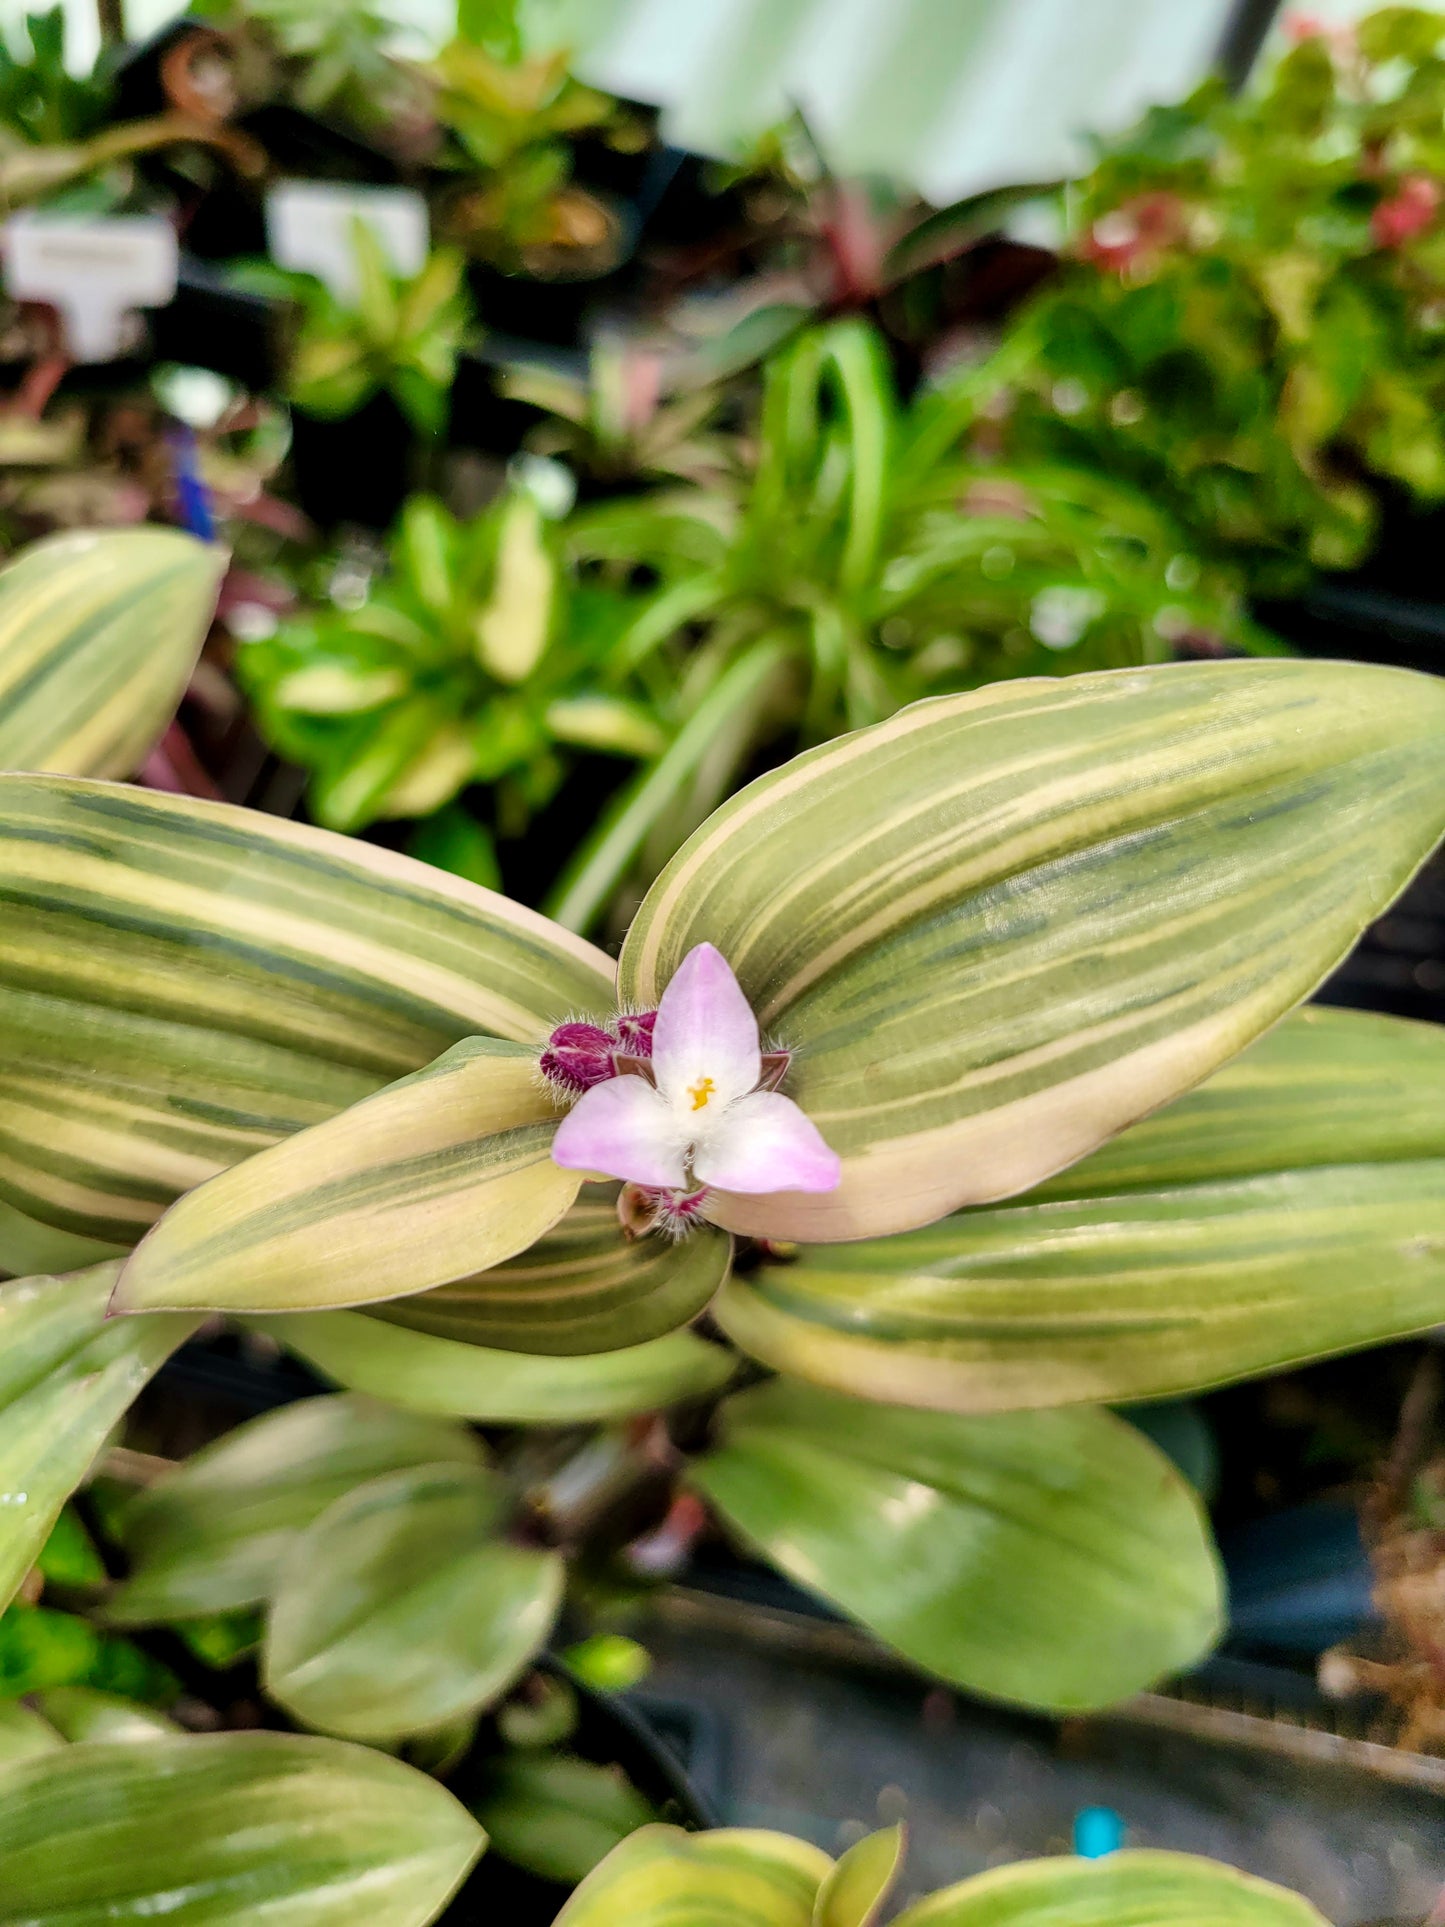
[615,1009,657,1057]
[539,1021,619,1094]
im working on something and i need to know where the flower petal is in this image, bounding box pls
[692,1090,841,1195]
[652,942,761,1111]
[552,1076,688,1189]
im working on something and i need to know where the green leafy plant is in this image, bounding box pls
[2,546,1445,1913]
[237,486,665,850]
[546,316,1269,933]
[0,8,110,151]
[242,225,473,437]
[999,6,1445,590]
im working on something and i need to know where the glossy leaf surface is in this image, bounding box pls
[620,661,1445,1240]
[108,1394,483,1623]
[264,1462,563,1741]
[0,1265,194,1613]
[112,1040,579,1314]
[372,1185,731,1354]
[694,1381,1223,1712]
[249,1312,736,1422]
[0,1731,484,1925]
[717,1007,1445,1410]
[0,528,223,778]
[0,775,611,1240]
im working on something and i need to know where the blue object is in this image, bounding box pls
[169,427,215,543]
[1074,1806,1125,1859]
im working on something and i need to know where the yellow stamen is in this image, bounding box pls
[688,1076,716,1111]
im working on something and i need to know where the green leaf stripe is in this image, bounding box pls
[371,1186,732,1355]
[0,529,224,780]
[620,660,1445,1240]
[0,776,612,1240]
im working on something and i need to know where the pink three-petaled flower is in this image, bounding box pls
[547,943,840,1232]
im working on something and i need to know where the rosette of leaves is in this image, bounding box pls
[239,224,472,437]
[1000,6,1445,592]
[237,486,665,843]
[547,315,1268,932]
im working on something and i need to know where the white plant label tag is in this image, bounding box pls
[265,182,430,302]
[3,214,179,362]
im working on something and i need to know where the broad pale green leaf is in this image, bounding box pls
[248,1311,737,1423]
[555,1824,834,1927]
[890,1850,1327,1925]
[814,1827,905,1927]
[264,1462,563,1741]
[0,775,612,1241]
[0,528,224,779]
[108,1394,483,1624]
[693,1381,1222,1713]
[112,1041,579,1315]
[0,1201,123,1281]
[0,1701,63,1767]
[619,661,1445,1241]
[0,1731,485,1925]
[32,1686,179,1743]
[0,1266,195,1613]
[716,1007,1445,1411]
[371,1185,732,1354]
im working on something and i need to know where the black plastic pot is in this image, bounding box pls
[288,389,420,531]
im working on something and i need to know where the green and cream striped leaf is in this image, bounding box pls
[263,1462,563,1742]
[619,660,1445,1241]
[0,1265,197,1612]
[0,528,224,778]
[112,1040,579,1315]
[250,1311,736,1423]
[693,1382,1223,1713]
[0,1732,485,1926]
[814,1827,906,1927]
[0,776,612,1242]
[0,1199,123,1281]
[554,1824,834,1927]
[370,1185,732,1355]
[108,1394,484,1624]
[890,1850,1327,1926]
[715,1007,1445,1412]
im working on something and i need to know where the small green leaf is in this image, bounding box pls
[264,1462,563,1742]
[31,1686,179,1744]
[249,1312,737,1423]
[474,1752,657,1886]
[694,1381,1223,1713]
[555,1824,834,1926]
[0,1731,485,1925]
[0,1700,63,1767]
[108,1394,483,1624]
[0,528,224,779]
[111,1040,580,1315]
[474,493,555,683]
[889,1849,1327,1925]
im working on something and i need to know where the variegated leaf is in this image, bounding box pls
[890,1850,1327,1925]
[249,1310,736,1422]
[694,1381,1222,1712]
[0,1732,485,1925]
[0,1265,196,1612]
[814,1827,906,1927]
[112,1040,579,1314]
[108,1394,484,1624]
[554,1824,834,1927]
[619,661,1445,1240]
[0,528,224,779]
[263,1462,563,1741]
[0,1200,122,1281]
[370,1184,731,1355]
[0,776,612,1242]
[715,1007,1445,1411]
